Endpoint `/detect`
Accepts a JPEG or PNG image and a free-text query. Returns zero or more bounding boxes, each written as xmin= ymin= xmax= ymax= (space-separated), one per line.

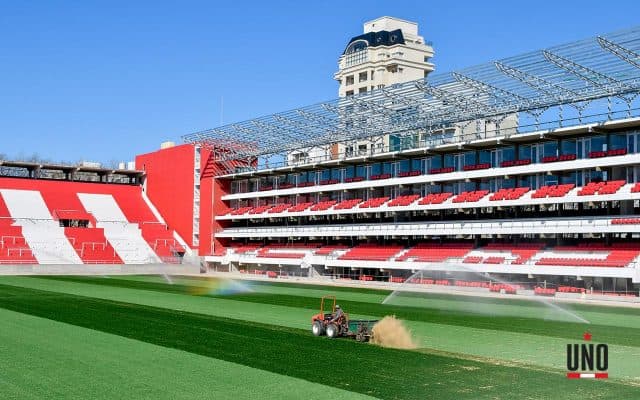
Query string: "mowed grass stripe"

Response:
xmin=0 ymin=308 xmax=377 ymax=400
xmin=0 ymin=284 xmax=636 ymax=399
xmin=7 ymin=276 xmax=640 ymax=381
xmin=38 ymin=276 xmax=640 ymax=347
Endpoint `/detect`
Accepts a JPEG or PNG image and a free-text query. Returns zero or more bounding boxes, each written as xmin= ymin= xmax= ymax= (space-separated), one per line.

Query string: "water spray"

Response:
xmin=382 ymin=267 xmax=590 ymax=324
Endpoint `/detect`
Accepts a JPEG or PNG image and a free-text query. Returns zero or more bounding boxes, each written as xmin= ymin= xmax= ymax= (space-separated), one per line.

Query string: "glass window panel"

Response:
xmin=370 ymin=163 xmax=382 ymax=175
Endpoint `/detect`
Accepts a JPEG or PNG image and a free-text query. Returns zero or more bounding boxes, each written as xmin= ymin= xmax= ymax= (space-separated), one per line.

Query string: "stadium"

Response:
xmin=2 ymin=14 xmax=640 ymax=399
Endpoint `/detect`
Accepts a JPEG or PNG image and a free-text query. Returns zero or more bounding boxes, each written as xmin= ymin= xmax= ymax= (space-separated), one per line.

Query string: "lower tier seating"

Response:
xmin=338 ymin=244 xmax=404 ymax=261
xmin=65 ymin=227 xmax=123 ymax=264
xmin=0 ymin=225 xmax=36 ymax=264
xmin=535 ymin=243 xmax=640 ymax=267
xmin=396 ymin=243 xmax=474 ymax=262
xmin=223 ymin=241 xmax=639 ymax=268
xmin=141 ymin=223 xmax=185 ymax=259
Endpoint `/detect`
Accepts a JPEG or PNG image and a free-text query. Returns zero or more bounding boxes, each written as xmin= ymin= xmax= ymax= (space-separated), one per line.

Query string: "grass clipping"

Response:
xmin=370 ymin=316 xmax=417 ymax=349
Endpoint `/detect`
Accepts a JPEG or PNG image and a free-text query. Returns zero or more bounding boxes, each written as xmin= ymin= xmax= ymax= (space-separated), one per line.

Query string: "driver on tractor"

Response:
xmin=331 ymin=304 xmax=345 ymax=324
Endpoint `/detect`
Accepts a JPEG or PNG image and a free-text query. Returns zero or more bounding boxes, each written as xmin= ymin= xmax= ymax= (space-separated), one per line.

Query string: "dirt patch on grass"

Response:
xmin=371 ymin=315 xmax=417 ymax=349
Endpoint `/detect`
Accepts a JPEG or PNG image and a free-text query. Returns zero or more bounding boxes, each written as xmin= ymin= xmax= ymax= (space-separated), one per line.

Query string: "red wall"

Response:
xmin=136 ymin=144 xmax=195 ymax=248
xmin=135 ymin=144 xmax=246 ymax=257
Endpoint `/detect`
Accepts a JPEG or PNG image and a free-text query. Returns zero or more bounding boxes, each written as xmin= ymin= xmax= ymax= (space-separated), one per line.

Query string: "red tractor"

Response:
xmin=310 ymin=295 xmax=377 ymax=342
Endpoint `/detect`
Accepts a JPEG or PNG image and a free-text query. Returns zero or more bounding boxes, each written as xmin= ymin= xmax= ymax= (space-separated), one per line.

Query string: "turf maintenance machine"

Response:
xmin=311 ymin=295 xmax=378 ymax=342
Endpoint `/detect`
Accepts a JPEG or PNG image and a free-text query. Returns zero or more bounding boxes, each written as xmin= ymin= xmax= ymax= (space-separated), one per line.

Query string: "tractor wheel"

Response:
xmin=326 ymin=323 xmax=339 ymax=339
xmin=312 ymin=321 xmax=325 ymax=336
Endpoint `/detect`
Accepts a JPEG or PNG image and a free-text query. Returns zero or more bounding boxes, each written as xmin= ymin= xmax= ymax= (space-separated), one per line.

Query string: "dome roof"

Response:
xmin=342 ymin=29 xmax=405 ymax=55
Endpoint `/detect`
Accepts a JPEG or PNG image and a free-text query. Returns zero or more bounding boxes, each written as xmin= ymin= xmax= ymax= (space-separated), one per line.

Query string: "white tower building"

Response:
xmin=334 ymin=16 xmax=435 ymax=97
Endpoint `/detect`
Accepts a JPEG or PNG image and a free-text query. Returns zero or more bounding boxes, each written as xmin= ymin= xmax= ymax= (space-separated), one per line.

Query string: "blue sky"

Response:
xmin=1 ymin=0 xmax=639 ymax=164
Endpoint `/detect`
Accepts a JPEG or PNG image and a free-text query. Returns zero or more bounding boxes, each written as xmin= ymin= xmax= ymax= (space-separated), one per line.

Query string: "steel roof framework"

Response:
xmin=183 ymin=27 xmax=640 ymax=163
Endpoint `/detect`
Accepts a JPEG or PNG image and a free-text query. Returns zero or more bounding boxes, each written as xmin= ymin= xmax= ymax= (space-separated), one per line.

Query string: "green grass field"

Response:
xmin=0 ymin=275 xmax=638 ymax=399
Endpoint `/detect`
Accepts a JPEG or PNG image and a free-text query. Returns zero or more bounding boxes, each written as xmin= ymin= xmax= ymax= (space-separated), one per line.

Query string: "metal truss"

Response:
xmin=494 ymin=61 xmax=580 ymax=104
xmin=183 ymin=26 xmax=640 ymax=162
xmin=542 ymin=50 xmax=629 ymax=94
xmin=597 ymin=36 xmax=640 ymax=69
xmin=452 ymin=72 xmax=528 ymax=108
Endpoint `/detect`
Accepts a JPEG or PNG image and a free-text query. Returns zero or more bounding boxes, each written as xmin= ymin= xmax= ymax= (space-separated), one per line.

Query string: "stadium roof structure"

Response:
xmin=183 ymin=26 xmax=640 ymax=163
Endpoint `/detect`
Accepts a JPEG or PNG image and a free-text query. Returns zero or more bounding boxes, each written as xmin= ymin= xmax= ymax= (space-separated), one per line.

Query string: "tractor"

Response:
xmin=311 ymin=295 xmax=378 ymax=342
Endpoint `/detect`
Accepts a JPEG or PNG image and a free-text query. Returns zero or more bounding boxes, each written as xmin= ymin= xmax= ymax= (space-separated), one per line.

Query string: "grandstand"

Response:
xmin=0 ymin=170 xmax=187 ymax=265
xmin=183 ymin=26 xmax=640 ymax=296
xmin=4 ymin=26 xmax=640 ymax=297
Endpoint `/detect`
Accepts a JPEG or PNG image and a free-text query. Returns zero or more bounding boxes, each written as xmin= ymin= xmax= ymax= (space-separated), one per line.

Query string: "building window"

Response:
xmin=377 ymin=84 xmax=385 ymax=89
xmin=358 ymin=72 xmax=367 ymax=82
xmin=345 ymin=75 xmax=354 ymax=86
xmin=344 ymin=39 xmax=369 ymax=67
xmin=358 ymin=87 xmax=367 ymax=94
xmin=346 ymin=90 xmax=354 ymax=97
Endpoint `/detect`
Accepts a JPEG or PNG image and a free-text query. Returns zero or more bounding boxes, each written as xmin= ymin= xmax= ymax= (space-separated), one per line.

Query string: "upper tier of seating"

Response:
xmin=359 ymin=197 xmax=389 ymax=209
xmin=577 ymin=180 xmax=625 ymax=196
xmin=288 ymin=202 xmax=313 ymax=212
xmin=268 ymin=203 xmax=292 ymax=214
xmin=223 ymin=180 xmax=638 ymax=217
xmin=310 ymin=200 xmax=337 ymax=211
xmin=334 ymin=198 xmax=363 ymax=210
xmin=387 ymin=194 xmax=420 ymax=207
xmin=249 ymin=205 xmax=273 ymax=214
xmin=489 ymin=187 xmax=530 ymax=201
xmin=531 ymin=184 xmax=575 ymax=198
xmin=453 ymin=190 xmax=489 ymax=203
xmin=417 ymin=193 xmax=452 ymax=205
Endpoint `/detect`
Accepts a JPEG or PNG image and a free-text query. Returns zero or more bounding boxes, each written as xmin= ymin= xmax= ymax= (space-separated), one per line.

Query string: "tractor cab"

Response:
xmin=311 ymin=295 xmax=337 ymax=323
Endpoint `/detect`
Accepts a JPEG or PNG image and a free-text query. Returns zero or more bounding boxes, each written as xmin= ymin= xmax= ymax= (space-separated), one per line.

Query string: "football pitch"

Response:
xmin=0 ymin=275 xmax=639 ymax=399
